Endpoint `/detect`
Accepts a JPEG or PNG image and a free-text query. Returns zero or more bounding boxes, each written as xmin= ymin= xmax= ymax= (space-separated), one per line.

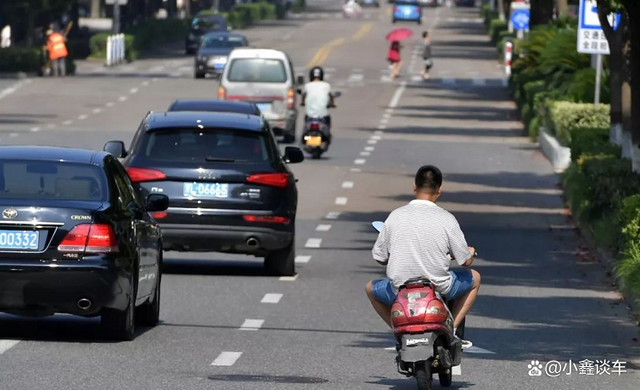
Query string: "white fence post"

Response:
xmin=504 ymin=41 xmax=513 ymax=76
xmin=119 ymin=33 xmax=125 ymax=63
xmin=106 ymin=35 xmax=113 ymax=66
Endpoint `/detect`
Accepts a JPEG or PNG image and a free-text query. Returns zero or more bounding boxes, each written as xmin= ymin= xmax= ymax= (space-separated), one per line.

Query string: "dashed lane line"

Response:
xmin=211 ymin=351 xmax=242 ymax=366
xmin=355 ymin=159 xmax=366 ymax=165
xmin=295 ymin=255 xmax=312 ymax=263
xmin=105 ymin=102 xmax=115 ymax=107
xmin=389 ymin=81 xmax=407 ymax=108
xmin=377 ymin=125 xmax=387 ymax=130
xmin=453 ymin=365 xmax=462 ymax=376
xmin=368 ymin=139 xmax=378 ymax=145
xmin=130 ymin=88 xmax=139 ymax=94
xmin=305 ymin=238 xmax=322 ymax=248
xmin=325 ymin=212 xmax=341 ymax=220
xmin=316 ymin=224 xmax=332 ymax=232
xmin=342 ymin=181 xmax=354 ymax=189
xmin=335 ymin=197 xmax=348 ymax=205
xmin=0 ymin=340 xmax=20 ymax=355
xmin=78 ymin=114 xmax=88 ymax=121
xmin=371 ymin=135 xmax=382 ymax=140
xmin=62 ymin=120 xmax=73 ymax=126
xmin=279 ymin=274 xmax=299 ymax=281
xmin=360 ymin=151 xmax=370 ymax=156
xmin=30 ymin=127 xmax=40 ymax=132
xmin=9 ymin=133 xmax=18 ymax=138
xmin=261 ymin=293 xmax=283 ymax=304
xmin=364 ymin=146 xmax=375 ymax=152
xmin=350 ymin=168 xmax=362 ymax=172
xmin=239 ymin=319 xmax=264 ymax=331
xmin=118 ymin=96 xmax=128 ymax=102
xmin=93 ymin=108 xmax=102 ymax=114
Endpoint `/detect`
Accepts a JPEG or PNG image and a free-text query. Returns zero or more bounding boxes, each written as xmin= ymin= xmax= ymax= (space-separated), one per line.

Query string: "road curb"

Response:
xmin=538 ymin=126 xmax=571 ymax=173
xmin=0 ymin=72 xmax=32 ymax=79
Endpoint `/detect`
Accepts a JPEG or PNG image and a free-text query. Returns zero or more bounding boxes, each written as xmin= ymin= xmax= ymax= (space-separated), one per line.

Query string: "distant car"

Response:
xmin=168 ymin=99 xmax=261 ymax=116
xmin=195 ymin=32 xmax=248 ymax=79
xmin=0 ymin=146 xmax=168 ymax=341
xmin=455 ymin=0 xmax=475 ymax=6
xmin=218 ymin=48 xmax=300 ymax=143
xmin=393 ymin=0 xmax=422 ymax=24
xmin=359 ymin=0 xmax=380 ymax=7
xmin=103 ymin=112 xmax=305 ymax=276
xmin=186 ymin=14 xmax=229 ymax=55
xmin=418 ymin=0 xmax=438 ymax=6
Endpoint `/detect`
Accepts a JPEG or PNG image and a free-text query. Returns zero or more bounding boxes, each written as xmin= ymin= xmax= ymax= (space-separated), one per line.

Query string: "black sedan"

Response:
xmin=0 ymin=146 xmax=168 ymax=340
xmin=103 ymin=112 xmax=304 ymax=276
xmin=195 ymin=32 xmax=248 ymax=79
xmin=168 ymin=99 xmax=260 ymax=116
xmin=186 ymin=14 xmax=229 ymax=55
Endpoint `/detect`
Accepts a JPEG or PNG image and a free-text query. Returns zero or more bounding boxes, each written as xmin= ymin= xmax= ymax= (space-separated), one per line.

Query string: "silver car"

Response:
xmin=218 ymin=48 xmax=299 ymax=143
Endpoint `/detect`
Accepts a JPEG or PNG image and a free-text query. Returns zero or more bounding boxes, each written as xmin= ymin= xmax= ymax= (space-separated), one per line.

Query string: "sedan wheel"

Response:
xmin=265 ymin=239 xmax=295 ymax=276
xmin=137 ymin=268 xmax=161 ymax=327
xmin=101 ymin=292 xmax=135 ymax=341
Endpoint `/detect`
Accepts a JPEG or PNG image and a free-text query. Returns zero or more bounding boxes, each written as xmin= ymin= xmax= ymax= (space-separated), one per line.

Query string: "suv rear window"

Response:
xmin=227 ymin=58 xmax=287 ymax=83
xmin=140 ymin=128 xmax=274 ymax=163
xmin=0 ymin=160 xmax=107 ymax=201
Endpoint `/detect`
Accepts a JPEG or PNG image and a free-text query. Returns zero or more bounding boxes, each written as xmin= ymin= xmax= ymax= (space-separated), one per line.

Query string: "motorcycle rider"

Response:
xmin=301 ymin=66 xmax=335 ymax=141
xmin=365 ymin=165 xmax=481 ymax=349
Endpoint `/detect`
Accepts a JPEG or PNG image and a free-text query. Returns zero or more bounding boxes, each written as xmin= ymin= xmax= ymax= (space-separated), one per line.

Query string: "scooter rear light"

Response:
xmin=424 ymin=299 xmax=447 ymax=322
xmin=390 ymin=302 xmax=408 ymax=327
xmin=309 ymin=123 xmax=320 ymax=130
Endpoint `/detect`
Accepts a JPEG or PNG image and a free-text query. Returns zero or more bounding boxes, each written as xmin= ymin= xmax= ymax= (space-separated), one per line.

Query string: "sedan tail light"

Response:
xmin=126 ymin=167 xmax=166 ymax=183
xmin=247 ymin=173 xmax=289 ymax=188
xmin=218 ymin=85 xmax=226 ymax=100
xmin=394 ymin=7 xmax=399 ymax=12
xmin=58 ymin=224 xmax=119 ymax=253
xmin=243 ymin=215 xmax=290 ymax=224
xmin=286 ymin=88 xmax=295 ymax=109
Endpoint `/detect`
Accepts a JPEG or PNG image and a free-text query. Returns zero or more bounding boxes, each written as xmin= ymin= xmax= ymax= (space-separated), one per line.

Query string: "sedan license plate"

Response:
xmin=0 ymin=230 xmax=39 ymax=251
xmin=183 ymin=182 xmax=229 ymax=198
xmin=306 ymin=136 xmax=323 ymax=147
xmin=213 ymin=63 xmax=225 ymax=69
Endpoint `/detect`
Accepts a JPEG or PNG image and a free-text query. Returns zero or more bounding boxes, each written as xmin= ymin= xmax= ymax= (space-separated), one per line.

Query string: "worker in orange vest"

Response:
xmin=45 ymin=28 xmax=68 ymax=77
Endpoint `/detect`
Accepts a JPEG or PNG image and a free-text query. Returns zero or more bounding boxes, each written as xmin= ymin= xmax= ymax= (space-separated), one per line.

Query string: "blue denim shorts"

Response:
xmin=371 ymin=270 xmax=474 ymax=306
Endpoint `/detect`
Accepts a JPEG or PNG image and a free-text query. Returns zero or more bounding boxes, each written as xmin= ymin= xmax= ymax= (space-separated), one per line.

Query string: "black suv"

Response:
xmin=104 ymin=112 xmax=304 ymax=276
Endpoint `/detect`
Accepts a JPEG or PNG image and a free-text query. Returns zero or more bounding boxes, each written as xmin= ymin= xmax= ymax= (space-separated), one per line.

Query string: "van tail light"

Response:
xmin=126 ymin=167 xmax=166 ymax=183
xmin=309 ymin=123 xmax=320 ymax=131
xmin=218 ymin=85 xmax=226 ymax=100
xmin=247 ymin=173 xmax=289 ymax=188
xmin=243 ymin=215 xmax=290 ymax=224
xmin=58 ymin=224 xmax=118 ymax=253
xmin=287 ymin=88 xmax=295 ymax=109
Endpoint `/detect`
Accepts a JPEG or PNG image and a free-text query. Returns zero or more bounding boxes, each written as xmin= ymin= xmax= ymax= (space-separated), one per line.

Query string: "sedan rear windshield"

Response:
xmin=202 ymin=35 xmax=245 ymax=49
xmin=140 ymin=128 xmax=274 ymax=163
xmin=0 ymin=160 xmax=107 ymax=202
xmin=227 ymin=58 xmax=287 ymax=83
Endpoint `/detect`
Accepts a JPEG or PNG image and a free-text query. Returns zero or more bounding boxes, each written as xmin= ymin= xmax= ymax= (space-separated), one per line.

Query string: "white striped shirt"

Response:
xmin=372 ymin=199 xmax=472 ymax=294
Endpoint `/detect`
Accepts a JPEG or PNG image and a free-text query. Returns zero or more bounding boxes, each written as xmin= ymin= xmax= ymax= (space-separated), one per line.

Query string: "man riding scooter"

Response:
xmin=301 ymin=66 xmax=335 ymax=142
xmin=365 ymin=165 xmax=481 ymax=349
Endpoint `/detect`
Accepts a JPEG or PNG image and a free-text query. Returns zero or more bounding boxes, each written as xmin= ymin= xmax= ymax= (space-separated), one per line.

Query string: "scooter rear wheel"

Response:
xmin=415 ymin=363 xmax=432 ymax=390
xmin=438 ymin=371 xmax=452 ymax=387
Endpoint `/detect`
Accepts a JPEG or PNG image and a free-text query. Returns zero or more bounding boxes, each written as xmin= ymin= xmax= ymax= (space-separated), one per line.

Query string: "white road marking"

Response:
xmin=379 ymin=118 xmax=388 ymax=124
xmin=472 ymin=78 xmax=486 ymax=86
xmin=62 ymin=120 xmax=73 ymax=126
xmin=453 ymin=365 xmax=462 ymax=376
xmin=0 ymin=340 xmax=20 ymax=355
xmin=316 ymin=224 xmax=332 ymax=231
xmin=374 ymin=130 xmax=384 ymax=135
xmin=305 ymin=238 xmax=322 ymax=248
xmin=335 ymin=197 xmax=348 ymax=205
xmin=342 ymin=181 xmax=354 ymax=189
xmin=261 ymin=293 xmax=283 ymax=304
xmin=382 ymin=113 xmax=391 ymax=119
xmin=0 ymin=80 xmax=29 ymax=101
xmin=378 ymin=124 xmax=387 ymax=130
xmin=106 ymin=102 xmax=115 ymax=107
xmin=347 ymin=74 xmax=364 ymax=83
xmin=46 ymin=124 xmax=55 ymax=129
xmin=78 ymin=114 xmax=88 ymax=120
xmin=149 ymin=66 xmax=165 ymax=72
xmin=368 ymin=139 xmax=378 ymax=144
xmin=282 ymin=30 xmax=294 ymax=40
xmin=355 ymin=159 xmax=366 ymax=165
xmin=325 ymin=211 xmax=341 ymax=219
xmin=118 ymin=96 xmax=128 ymax=102
xmin=295 ymin=255 xmax=312 ymax=263
xmin=93 ymin=108 xmax=102 ymax=114
xmin=360 ymin=151 xmax=370 ymax=156
xmin=29 ymin=127 xmax=40 ymax=132
xmin=464 ymin=346 xmax=496 ymax=354
xmin=380 ymin=75 xmax=392 ymax=83
xmin=130 ymin=88 xmax=138 ymax=94
xmin=141 ymin=81 xmax=150 ymax=86
xmin=9 ymin=133 xmax=18 ymax=138
xmin=389 ymin=81 xmax=407 ymax=108
xmin=211 ymin=351 xmax=242 ymax=366
xmin=364 ymin=146 xmax=375 ymax=152
xmin=279 ymin=274 xmax=299 ymax=281
xmin=371 ymin=135 xmax=382 ymax=140
xmin=350 ymin=168 xmax=362 ymax=172
xmin=239 ymin=319 xmax=264 ymax=331
xmin=412 ymin=75 xmax=423 ymax=82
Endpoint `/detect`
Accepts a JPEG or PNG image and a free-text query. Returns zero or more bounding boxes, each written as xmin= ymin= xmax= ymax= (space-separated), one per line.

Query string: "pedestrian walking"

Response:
xmin=45 ymin=28 xmax=68 ymax=77
xmin=421 ymin=31 xmax=433 ymax=80
xmin=387 ymin=41 xmax=402 ymax=80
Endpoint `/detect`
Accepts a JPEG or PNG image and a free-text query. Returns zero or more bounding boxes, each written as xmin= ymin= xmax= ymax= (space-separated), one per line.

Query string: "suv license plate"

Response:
xmin=183 ymin=183 xmax=229 ymax=198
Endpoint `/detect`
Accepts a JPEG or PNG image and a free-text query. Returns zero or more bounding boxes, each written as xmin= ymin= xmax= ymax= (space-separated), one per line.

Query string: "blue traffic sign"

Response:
xmin=511 ymin=9 xmax=530 ymax=31
xmin=579 ymin=0 xmax=620 ymax=30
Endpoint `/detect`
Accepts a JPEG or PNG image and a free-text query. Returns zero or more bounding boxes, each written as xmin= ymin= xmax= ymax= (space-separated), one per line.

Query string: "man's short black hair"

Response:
xmin=415 ymin=165 xmax=442 ymax=194
xmin=422 ymin=31 xmax=429 ymax=38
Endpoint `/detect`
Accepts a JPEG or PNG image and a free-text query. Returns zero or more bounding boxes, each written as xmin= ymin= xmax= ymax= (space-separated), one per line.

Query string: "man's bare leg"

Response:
xmin=366 ymin=281 xmax=392 ymax=328
xmin=451 ymin=269 xmax=481 ymax=328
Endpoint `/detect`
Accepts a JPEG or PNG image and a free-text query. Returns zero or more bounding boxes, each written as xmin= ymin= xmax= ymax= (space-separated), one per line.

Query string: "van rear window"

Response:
xmin=227 ymin=58 xmax=287 ymax=83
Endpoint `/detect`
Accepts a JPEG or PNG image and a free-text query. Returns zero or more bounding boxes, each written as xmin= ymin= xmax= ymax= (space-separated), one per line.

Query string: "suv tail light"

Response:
xmin=58 ymin=224 xmax=118 ymax=253
xmin=287 ymin=88 xmax=295 ymax=109
xmin=218 ymin=85 xmax=226 ymax=100
xmin=243 ymin=215 xmax=290 ymax=224
xmin=394 ymin=7 xmax=399 ymax=12
xmin=247 ymin=173 xmax=289 ymax=188
xmin=126 ymin=167 xmax=166 ymax=183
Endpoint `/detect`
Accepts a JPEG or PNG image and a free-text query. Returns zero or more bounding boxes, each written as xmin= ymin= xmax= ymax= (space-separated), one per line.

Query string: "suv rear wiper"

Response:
xmin=206 ymin=156 xmax=236 ymax=162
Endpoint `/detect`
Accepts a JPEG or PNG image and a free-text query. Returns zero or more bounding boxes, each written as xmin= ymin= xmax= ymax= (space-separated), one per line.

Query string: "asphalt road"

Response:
xmin=1 ymin=1 xmax=640 ymax=389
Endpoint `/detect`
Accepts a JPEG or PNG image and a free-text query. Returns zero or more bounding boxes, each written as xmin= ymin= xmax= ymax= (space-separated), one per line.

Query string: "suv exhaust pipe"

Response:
xmin=77 ymin=298 xmax=92 ymax=310
xmin=246 ymin=237 xmax=259 ymax=249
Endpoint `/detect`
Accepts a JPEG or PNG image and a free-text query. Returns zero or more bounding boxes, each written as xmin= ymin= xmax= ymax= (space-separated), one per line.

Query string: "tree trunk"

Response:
xmin=619 ymin=1 xmax=640 ymax=171
xmin=556 ymin=0 xmax=569 ymax=17
xmin=91 ymin=0 xmax=102 ymax=18
xmin=497 ymin=0 xmax=505 ymax=21
xmin=26 ymin=10 xmax=35 ymax=46
xmin=185 ymin=0 xmax=192 ymax=18
xmin=531 ymin=0 xmax=555 ymax=26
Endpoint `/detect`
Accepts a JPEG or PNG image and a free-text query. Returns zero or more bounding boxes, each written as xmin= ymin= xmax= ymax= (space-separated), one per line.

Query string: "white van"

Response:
xmin=218 ymin=48 xmax=299 ymax=143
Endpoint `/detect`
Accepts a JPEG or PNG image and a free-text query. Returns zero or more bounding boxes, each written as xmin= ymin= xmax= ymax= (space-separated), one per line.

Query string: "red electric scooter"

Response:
xmin=372 ymin=221 xmax=466 ymax=390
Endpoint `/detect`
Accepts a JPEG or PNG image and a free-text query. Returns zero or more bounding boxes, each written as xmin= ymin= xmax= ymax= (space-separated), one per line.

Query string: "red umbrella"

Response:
xmin=386 ymin=28 xmax=413 ymax=41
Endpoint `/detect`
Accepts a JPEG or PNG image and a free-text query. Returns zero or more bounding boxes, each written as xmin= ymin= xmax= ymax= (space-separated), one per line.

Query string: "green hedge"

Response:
xmin=569 ymin=127 xmax=620 ymax=162
xmin=546 ymin=101 xmax=610 ymax=145
xmin=489 ymin=19 xmax=508 ymax=45
xmin=0 ymin=46 xmax=75 ymax=75
xmin=291 ymin=0 xmax=306 ymax=13
xmin=89 ymin=33 xmax=137 ymax=61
